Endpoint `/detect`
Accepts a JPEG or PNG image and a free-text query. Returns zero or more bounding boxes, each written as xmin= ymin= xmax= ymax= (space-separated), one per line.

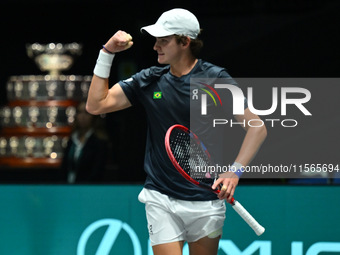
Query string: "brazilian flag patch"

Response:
xmin=153 ymin=91 xmax=162 ymax=99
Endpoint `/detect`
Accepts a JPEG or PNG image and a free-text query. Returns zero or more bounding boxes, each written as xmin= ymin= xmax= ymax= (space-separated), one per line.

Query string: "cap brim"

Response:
xmin=140 ymin=24 xmax=175 ymax=37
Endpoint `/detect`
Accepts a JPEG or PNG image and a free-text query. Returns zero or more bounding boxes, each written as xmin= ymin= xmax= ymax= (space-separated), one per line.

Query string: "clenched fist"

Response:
xmin=103 ymin=30 xmax=133 ymax=53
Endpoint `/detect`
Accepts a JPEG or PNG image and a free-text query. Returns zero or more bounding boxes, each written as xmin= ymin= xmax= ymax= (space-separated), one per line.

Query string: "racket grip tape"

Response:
xmin=232 ymin=200 xmax=265 ymax=236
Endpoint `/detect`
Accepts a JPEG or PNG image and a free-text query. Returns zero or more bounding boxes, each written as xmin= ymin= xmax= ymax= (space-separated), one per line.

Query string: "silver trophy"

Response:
xmin=13 ymin=106 xmax=23 ymax=125
xmin=26 ymin=42 xmax=82 ymax=77
xmin=24 ymin=137 xmax=36 ymax=156
xmin=9 ymin=137 xmax=19 ymax=155
xmin=46 ymin=80 xmax=58 ymax=98
xmin=28 ymin=106 xmax=40 ymax=126
xmin=28 ymin=80 xmax=39 ymax=99
xmin=81 ymin=81 xmax=90 ymax=99
xmin=66 ymin=106 xmax=76 ymax=124
xmin=1 ymin=107 xmax=11 ymax=125
xmin=14 ymin=80 xmax=24 ymax=99
xmin=47 ymin=106 xmax=58 ymax=125
xmin=65 ymin=81 xmax=76 ymax=98
xmin=0 ymin=137 xmax=7 ymax=156
xmin=43 ymin=137 xmax=54 ymax=157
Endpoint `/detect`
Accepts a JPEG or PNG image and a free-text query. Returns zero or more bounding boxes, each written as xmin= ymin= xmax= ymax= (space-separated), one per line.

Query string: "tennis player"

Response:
xmin=86 ymin=8 xmax=267 ymax=255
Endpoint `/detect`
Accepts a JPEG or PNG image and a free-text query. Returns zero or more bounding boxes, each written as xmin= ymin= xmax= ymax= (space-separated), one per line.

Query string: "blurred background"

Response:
xmin=0 ymin=0 xmax=339 ymax=184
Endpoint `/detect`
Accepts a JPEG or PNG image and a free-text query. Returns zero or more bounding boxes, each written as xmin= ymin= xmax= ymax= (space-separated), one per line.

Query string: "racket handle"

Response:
xmin=231 ymin=200 xmax=265 ymax=236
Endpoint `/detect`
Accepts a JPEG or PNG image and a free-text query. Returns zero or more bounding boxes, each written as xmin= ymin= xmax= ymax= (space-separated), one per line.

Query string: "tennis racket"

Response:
xmin=165 ymin=124 xmax=265 ymax=236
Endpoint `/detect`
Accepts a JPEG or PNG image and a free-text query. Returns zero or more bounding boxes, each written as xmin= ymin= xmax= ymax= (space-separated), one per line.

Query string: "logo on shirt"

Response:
xmin=153 ymin=91 xmax=162 ymax=99
xmin=192 ymin=83 xmax=223 ymax=115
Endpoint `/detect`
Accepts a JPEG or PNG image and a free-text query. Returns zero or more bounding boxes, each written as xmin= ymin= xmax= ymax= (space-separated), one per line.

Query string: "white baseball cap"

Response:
xmin=141 ymin=8 xmax=200 ymax=39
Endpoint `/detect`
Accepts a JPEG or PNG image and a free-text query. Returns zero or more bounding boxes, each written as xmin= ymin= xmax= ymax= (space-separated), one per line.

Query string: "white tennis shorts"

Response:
xmin=138 ymin=188 xmax=226 ymax=246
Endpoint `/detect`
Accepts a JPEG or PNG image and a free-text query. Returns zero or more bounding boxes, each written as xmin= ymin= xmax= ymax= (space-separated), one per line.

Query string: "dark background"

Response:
xmin=0 ymin=0 xmax=339 ymax=183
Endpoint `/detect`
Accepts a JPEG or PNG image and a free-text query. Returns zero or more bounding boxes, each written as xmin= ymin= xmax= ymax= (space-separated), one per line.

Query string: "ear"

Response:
xmin=181 ymin=36 xmax=191 ymax=48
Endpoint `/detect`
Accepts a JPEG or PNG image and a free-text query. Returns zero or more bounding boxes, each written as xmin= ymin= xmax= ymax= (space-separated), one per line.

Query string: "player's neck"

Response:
xmin=170 ymin=56 xmax=198 ymax=77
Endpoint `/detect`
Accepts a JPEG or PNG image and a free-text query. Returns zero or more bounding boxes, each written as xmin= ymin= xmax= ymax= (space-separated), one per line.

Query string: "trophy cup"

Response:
xmin=13 ymin=106 xmax=23 ymax=125
xmin=26 ymin=43 xmax=82 ymax=77
xmin=46 ymin=80 xmax=57 ymax=98
xmin=0 ymin=137 xmax=7 ymax=156
xmin=0 ymin=42 xmax=89 ymax=168
xmin=81 ymin=81 xmax=90 ymax=99
xmin=1 ymin=107 xmax=11 ymax=125
xmin=28 ymin=106 xmax=40 ymax=127
xmin=28 ymin=80 xmax=39 ymax=99
xmin=47 ymin=106 xmax=58 ymax=126
xmin=43 ymin=137 xmax=54 ymax=157
xmin=65 ymin=81 xmax=76 ymax=99
xmin=66 ymin=106 xmax=76 ymax=124
xmin=24 ymin=137 xmax=36 ymax=157
xmin=9 ymin=137 xmax=19 ymax=155
xmin=14 ymin=80 xmax=23 ymax=99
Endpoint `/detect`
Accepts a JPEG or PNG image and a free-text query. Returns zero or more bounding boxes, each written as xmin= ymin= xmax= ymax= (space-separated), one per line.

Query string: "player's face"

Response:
xmin=153 ymin=36 xmax=182 ymax=65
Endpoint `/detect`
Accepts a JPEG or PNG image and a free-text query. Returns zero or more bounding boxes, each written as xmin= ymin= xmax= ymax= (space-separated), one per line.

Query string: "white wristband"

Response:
xmin=93 ymin=50 xmax=115 ymax=78
xmin=230 ymin=162 xmax=245 ymax=178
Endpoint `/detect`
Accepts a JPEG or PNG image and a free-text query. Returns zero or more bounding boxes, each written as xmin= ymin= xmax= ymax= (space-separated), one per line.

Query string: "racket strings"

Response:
xmin=169 ymin=129 xmax=215 ymax=186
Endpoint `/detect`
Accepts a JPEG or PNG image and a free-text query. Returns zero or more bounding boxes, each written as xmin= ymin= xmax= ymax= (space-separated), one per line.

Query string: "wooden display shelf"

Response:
xmin=0 ymin=157 xmax=61 ymax=168
xmin=8 ymin=100 xmax=78 ymax=107
xmin=1 ymin=126 xmax=72 ymax=136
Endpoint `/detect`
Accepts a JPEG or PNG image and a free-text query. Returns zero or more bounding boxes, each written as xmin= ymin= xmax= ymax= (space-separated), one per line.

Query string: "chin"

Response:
xmin=157 ymin=57 xmax=168 ymax=65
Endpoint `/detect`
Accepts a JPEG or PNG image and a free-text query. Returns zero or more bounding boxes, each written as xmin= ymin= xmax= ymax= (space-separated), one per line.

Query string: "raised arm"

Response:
xmin=86 ymin=31 xmax=134 ymax=115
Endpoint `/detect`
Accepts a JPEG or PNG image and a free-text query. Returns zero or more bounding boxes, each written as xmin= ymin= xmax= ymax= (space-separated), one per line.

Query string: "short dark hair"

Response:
xmin=174 ymin=30 xmax=203 ymax=58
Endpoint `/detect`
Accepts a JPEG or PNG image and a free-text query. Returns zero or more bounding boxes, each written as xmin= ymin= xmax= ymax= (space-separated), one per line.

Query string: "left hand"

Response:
xmin=212 ymin=171 xmax=239 ymax=202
